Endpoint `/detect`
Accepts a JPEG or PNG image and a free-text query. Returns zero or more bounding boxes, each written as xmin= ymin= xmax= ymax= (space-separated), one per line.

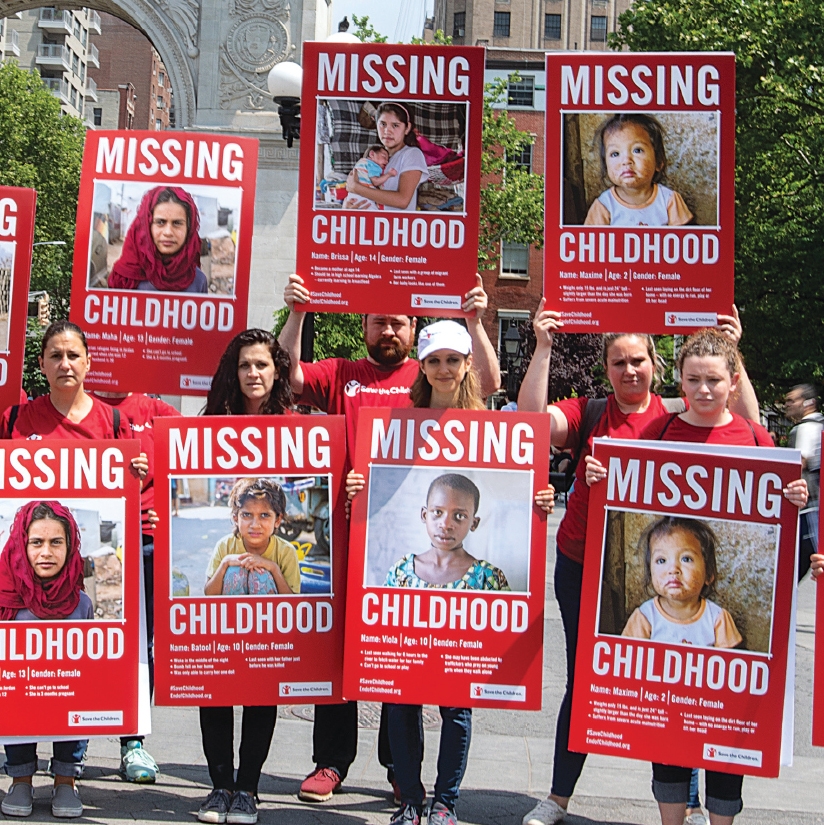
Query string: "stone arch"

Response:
xmin=0 ymin=0 xmax=198 ymax=127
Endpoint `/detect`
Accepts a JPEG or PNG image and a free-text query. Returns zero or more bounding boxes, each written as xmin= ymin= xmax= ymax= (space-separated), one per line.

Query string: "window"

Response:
xmin=590 ymin=15 xmax=608 ymax=42
xmin=493 ymin=12 xmax=510 ymax=38
xmin=156 ymin=119 xmax=162 ymax=130
xmin=508 ymin=143 xmax=533 ymax=172
xmin=158 ymin=71 xmax=165 ymax=87
xmin=545 ymin=13 xmax=562 ymax=40
xmin=93 ymin=107 xmax=102 ymax=126
xmin=507 ymin=75 xmax=534 ymax=107
xmin=501 ymin=242 xmax=529 ymax=277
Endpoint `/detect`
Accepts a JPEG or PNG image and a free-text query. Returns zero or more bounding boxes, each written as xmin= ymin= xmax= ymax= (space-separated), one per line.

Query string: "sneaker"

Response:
xmin=198 ymin=789 xmax=232 ymax=824
xmin=298 ymin=767 xmax=341 ymax=802
xmin=685 ymin=814 xmax=708 ymax=825
xmin=227 ymin=791 xmax=257 ymax=825
xmin=390 ymin=778 xmax=426 ymax=807
xmin=388 ymin=804 xmax=422 ymax=825
xmin=51 ymin=785 xmax=83 ymax=819
xmin=428 ymin=801 xmax=458 ymax=824
xmin=119 ymin=740 xmax=159 ymax=783
xmin=2 ymin=783 xmax=33 ymax=817
xmin=522 ymin=798 xmax=567 ymax=825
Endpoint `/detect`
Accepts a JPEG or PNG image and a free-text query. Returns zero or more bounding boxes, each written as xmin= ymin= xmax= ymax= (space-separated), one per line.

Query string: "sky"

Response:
xmin=329 ymin=0 xmax=433 ymax=43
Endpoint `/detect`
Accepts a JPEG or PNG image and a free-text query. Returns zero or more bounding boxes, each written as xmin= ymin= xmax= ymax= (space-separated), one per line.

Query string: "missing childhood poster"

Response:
xmin=153 ymin=416 xmax=347 ymax=706
xmin=570 ymin=438 xmax=800 ymax=777
xmin=343 ymin=409 xmax=550 ymax=709
xmin=0 ymin=187 xmax=36 ymax=411
xmin=0 ymin=440 xmax=144 ymax=740
xmin=544 ymin=52 xmax=735 ymax=333
xmin=68 ymin=131 xmax=258 ymax=395
xmin=296 ymin=42 xmax=483 ymax=316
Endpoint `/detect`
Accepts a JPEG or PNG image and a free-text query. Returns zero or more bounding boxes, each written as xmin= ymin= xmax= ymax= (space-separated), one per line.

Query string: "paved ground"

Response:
xmin=2 ymin=505 xmax=823 ymax=824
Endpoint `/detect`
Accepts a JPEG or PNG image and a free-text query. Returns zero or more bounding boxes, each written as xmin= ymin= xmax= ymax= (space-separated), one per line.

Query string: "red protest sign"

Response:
xmin=153 ymin=416 xmax=347 ymax=706
xmin=815 ymin=576 xmax=824 ymax=747
xmin=68 ymin=131 xmax=258 ymax=395
xmin=343 ymin=409 xmax=550 ymax=709
xmin=296 ymin=42 xmax=483 ymax=316
xmin=0 ymin=440 xmax=143 ymax=740
xmin=570 ymin=438 xmax=800 ymax=777
xmin=0 ymin=187 xmax=36 ymax=409
xmin=544 ymin=52 xmax=735 ymax=333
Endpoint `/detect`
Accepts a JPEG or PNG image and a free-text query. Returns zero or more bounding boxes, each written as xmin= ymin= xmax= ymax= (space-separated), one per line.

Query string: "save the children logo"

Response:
xmin=68 ymin=711 xmax=124 ymax=726
xmin=279 ymin=681 xmax=333 ymax=697
xmin=345 ymin=380 xmax=361 ymax=397
xmin=703 ymin=743 xmax=762 ymax=768
xmin=469 ymin=683 xmax=526 ymax=702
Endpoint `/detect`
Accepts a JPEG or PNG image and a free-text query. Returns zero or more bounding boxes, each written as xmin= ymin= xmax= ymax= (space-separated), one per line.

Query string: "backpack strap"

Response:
xmin=112 ymin=408 xmax=120 ymax=439
xmin=655 ymin=413 xmax=680 ymax=441
xmin=743 ymin=416 xmax=758 ymax=446
xmin=563 ymin=397 xmax=608 ymax=484
xmin=7 ymin=404 xmax=19 ymax=437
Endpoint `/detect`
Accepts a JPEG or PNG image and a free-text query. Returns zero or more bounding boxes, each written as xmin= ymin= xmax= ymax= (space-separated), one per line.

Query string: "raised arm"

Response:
xmin=719 ymin=305 xmax=759 ymax=421
xmin=463 ymin=274 xmax=500 ymax=397
xmin=277 ymin=273 xmax=310 ymax=396
xmin=517 ymin=298 xmax=570 ymax=447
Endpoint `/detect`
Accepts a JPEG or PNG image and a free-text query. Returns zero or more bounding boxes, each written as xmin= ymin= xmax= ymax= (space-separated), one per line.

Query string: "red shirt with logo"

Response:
xmin=299 ymin=358 xmax=419 ymax=458
xmin=0 ymin=394 xmax=133 ymax=441
xmin=92 ymin=393 xmax=181 ymax=533
xmin=640 ymin=411 xmax=773 ymax=447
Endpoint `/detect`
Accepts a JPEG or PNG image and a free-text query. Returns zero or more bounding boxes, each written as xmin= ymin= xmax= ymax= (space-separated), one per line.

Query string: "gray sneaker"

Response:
xmin=51 ymin=784 xmax=83 ymax=819
xmin=2 ymin=782 xmax=33 ymax=817
xmin=198 ymin=789 xmax=232 ymax=824
xmin=428 ymin=801 xmax=458 ymax=824
xmin=227 ymin=791 xmax=258 ymax=825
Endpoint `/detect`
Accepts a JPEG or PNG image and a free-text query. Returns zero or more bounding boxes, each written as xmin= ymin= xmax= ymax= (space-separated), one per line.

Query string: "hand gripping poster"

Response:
xmin=153 ymin=415 xmax=347 ymax=706
xmin=545 ymin=53 xmax=735 ymax=333
xmin=0 ymin=440 xmax=144 ymax=740
xmin=296 ymin=42 xmax=484 ymax=316
xmin=570 ymin=438 xmax=801 ymax=777
xmin=343 ymin=409 xmax=550 ymax=708
xmin=0 ymin=187 xmax=36 ymax=411
xmin=69 ymin=131 xmax=258 ymax=395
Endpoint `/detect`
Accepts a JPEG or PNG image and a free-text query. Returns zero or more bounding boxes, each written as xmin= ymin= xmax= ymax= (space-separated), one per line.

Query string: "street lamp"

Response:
xmin=267 ymin=61 xmax=303 ymax=148
xmin=504 ymin=323 xmax=525 ymax=400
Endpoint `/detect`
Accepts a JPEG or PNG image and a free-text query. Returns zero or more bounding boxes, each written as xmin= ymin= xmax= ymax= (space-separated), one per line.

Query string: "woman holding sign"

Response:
xmin=0 ymin=502 xmax=91 ymax=819
xmin=107 ymin=186 xmax=208 ymax=293
xmin=195 ymin=328 xmax=294 ymax=825
xmin=517 ymin=305 xmax=760 ymax=825
xmin=344 ymin=102 xmax=429 ymax=211
xmin=583 ymin=328 xmax=807 ymax=825
xmin=347 ymin=320 xmax=553 ymax=825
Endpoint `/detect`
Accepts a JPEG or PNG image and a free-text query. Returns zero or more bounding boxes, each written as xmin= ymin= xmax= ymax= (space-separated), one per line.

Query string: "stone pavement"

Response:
xmin=3 ymin=507 xmax=824 ymax=824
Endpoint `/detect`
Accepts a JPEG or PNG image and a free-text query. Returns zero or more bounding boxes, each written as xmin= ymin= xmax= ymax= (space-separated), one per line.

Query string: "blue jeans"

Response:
xmin=4 ymin=741 xmax=87 ymax=778
xmin=387 ymin=704 xmax=471 ymax=811
xmin=652 ymin=763 xmax=743 ymax=817
xmin=550 ymin=550 xmax=586 ymax=798
xmin=688 ymin=767 xmax=701 ymax=809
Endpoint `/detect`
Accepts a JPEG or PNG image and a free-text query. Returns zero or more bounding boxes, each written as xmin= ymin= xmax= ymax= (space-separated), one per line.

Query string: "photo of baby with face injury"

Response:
xmin=597 ymin=510 xmax=779 ymax=654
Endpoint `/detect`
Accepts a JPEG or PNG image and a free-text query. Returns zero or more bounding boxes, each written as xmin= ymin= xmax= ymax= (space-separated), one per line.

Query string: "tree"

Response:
xmin=612 ymin=0 xmax=824 ymax=401
xmin=0 ymin=63 xmax=84 ymax=315
xmin=351 ymin=14 xmax=388 ymax=43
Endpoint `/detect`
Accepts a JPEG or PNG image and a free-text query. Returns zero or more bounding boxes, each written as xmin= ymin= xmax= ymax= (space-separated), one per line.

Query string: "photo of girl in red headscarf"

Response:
xmin=106 ymin=186 xmax=208 ymax=293
xmin=0 ymin=500 xmax=91 ymax=621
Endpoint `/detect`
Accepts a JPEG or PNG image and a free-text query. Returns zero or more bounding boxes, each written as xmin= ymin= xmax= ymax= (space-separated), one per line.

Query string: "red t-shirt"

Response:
xmin=555 ymin=394 xmax=669 ymax=564
xmin=0 ymin=394 xmax=133 ymax=441
xmin=92 ymin=393 xmax=181 ymax=532
xmin=299 ymin=357 xmax=419 ymax=458
xmin=640 ymin=411 xmax=773 ymax=447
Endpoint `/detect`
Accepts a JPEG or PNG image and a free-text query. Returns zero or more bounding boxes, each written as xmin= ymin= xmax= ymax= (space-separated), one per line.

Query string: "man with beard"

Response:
xmin=277 ymin=272 xmax=500 ymax=804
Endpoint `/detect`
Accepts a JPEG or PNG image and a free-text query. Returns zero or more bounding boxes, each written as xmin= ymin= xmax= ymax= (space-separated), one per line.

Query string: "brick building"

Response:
xmin=87 ymin=12 xmax=172 ymax=130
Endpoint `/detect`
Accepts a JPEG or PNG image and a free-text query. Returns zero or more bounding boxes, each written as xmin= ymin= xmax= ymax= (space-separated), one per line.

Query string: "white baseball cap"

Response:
xmin=417 ymin=320 xmax=473 ymax=361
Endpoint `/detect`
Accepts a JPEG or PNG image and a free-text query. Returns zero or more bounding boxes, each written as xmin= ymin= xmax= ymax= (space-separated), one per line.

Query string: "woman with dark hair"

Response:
xmin=345 ymin=102 xmax=429 ymax=211
xmin=0 ymin=502 xmax=91 ymax=818
xmin=108 ymin=186 xmax=207 ymax=293
xmin=196 ymin=328 xmax=294 ymax=825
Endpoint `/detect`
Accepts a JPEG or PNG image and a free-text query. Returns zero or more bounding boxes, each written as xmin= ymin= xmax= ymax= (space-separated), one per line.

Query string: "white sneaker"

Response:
xmin=522 ymin=798 xmax=567 ymax=825
xmin=685 ymin=814 xmax=708 ymax=825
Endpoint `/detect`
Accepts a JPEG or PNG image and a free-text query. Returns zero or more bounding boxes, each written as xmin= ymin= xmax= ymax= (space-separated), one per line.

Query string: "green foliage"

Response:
xmin=273 ymin=309 xmax=367 ymax=360
xmin=479 ymin=76 xmax=545 ymax=267
xmin=612 ymin=0 xmax=824 ymax=402
xmin=411 ymin=30 xmax=453 ymax=45
xmin=0 ymin=63 xmax=84 ymax=316
xmin=23 ymin=320 xmax=48 ymax=398
xmin=351 ymin=14 xmax=388 ymax=43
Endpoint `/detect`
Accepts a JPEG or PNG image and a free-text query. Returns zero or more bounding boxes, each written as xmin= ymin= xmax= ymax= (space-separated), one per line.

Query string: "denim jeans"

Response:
xmin=4 ymin=741 xmax=87 ymax=778
xmin=387 ymin=704 xmax=471 ymax=811
xmin=550 ymin=550 xmax=586 ymax=798
xmin=688 ymin=767 xmax=701 ymax=809
xmin=652 ymin=763 xmax=743 ymax=817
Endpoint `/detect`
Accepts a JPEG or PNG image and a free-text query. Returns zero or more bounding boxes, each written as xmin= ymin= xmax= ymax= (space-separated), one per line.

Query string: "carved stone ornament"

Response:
xmin=233 ymin=0 xmax=290 ymax=14
xmin=227 ymin=16 xmax=289 ymax=74
xmin=159 ymin=0 xmax=200 ymax=58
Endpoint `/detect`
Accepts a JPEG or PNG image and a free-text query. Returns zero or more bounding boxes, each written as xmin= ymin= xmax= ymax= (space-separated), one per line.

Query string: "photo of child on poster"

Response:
xmin=87 ymin=181 xmax=242 ymax=295
xmin=169 ymin=475 xmax=332 ymax=598
xmin=0 ymin=241 xmax=15 ymax=354
xmin=598 ymin=509 xmax=779 ymax=655
xmin=0 ymin=498 xmax=126 ymax=622
xmin=314 ymin=99 xmax=467 ymax=214
xmin=364 ymin=465 xmax=531 ymax=592
xmin=563 ymin=111 xmax=718 ymax=227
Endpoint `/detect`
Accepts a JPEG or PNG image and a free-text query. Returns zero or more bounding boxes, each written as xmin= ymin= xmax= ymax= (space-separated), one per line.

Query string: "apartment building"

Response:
xmin=87 ymin=12 xmax=173 ymax=131
xmin=5 ymin=7 xmax=101 ymax=121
